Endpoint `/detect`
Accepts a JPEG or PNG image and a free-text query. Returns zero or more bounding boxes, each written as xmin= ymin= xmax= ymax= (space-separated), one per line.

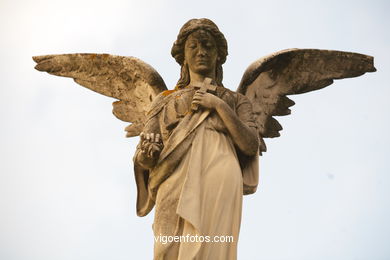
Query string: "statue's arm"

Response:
xmin=192 ymin=91 xmax=258 ymax=156
xmin=216 ymin=94 xmax=258 ymax=156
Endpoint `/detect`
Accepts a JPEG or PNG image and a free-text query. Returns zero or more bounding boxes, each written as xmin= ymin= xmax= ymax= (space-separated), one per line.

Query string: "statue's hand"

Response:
xmin=192 ymin=90 xmax=222 ymax=111
xmin=136 ymin=132 xmax=163 ymax=169
xmin=139 ymin=132 xmax=163 ymax=158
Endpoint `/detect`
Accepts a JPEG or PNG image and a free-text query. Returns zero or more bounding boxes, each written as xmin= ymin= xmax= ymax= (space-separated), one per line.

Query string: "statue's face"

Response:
xmin=184 ymin=30 xmax=218 ymax=76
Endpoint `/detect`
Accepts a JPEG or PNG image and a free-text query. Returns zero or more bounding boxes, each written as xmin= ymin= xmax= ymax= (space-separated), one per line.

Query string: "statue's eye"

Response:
xmin=188 ymin=43 xmax=197 ymax=49
xmin=205 ymin=42 xmax=214 ymax=49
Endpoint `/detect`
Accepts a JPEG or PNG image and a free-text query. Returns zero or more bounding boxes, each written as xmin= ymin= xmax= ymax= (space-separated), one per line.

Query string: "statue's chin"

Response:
xmin=192 ymin=66 xmax=214 ymax=76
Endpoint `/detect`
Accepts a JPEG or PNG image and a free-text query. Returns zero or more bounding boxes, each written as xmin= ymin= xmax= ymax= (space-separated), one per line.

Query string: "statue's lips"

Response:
xmin=195 ymin=59 xmax=209 ymax=65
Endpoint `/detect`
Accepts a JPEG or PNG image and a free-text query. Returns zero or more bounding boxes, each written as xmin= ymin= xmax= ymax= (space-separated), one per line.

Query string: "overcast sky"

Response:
xmin=0 ymin=0 xmax=389 ymax=259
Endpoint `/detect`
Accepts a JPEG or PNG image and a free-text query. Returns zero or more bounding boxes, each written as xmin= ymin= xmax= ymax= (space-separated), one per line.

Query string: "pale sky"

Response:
xmin=0 ymin=0 xmax=389 ymax=259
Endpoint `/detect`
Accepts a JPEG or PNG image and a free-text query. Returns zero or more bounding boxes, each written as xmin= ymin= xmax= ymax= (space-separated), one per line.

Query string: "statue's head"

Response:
xmin=171 ymin=18 xmax=228 ymax=88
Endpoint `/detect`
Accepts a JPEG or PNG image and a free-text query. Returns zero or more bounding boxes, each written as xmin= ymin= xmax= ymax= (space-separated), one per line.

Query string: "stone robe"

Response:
xmin=134 ymin=85 xmax=259 ymax=260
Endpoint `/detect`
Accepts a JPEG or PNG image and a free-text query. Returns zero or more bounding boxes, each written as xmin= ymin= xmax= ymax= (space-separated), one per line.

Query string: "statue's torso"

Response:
xmin=152 ymin=86 xmax=238 ymax=143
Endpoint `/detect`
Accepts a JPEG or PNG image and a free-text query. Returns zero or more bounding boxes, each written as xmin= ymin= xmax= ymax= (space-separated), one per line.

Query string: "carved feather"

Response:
xmin=237 ymin=49 xmax=376 ymax=154
xmin=33 ymin=54 xmax=167 ymax=137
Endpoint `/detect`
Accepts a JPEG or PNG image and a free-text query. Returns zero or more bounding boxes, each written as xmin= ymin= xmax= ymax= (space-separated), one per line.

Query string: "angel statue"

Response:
xmin=33 ymin=18 xmax=375 ymax=260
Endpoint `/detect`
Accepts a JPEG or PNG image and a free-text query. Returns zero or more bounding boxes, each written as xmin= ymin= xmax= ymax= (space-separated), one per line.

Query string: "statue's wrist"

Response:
xmin=215 ymin=98 xmax=227 ymax=113
xmin=135 ymin=149 xmax=154 ymax=169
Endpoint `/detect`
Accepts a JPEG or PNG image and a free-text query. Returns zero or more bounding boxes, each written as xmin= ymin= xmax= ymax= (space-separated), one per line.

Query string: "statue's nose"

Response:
xmin=197 ymin=46 xmax=207 ymax=56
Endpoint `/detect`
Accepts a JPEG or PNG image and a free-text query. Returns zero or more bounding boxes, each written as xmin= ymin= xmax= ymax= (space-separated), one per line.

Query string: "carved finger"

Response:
xmin=191 ymin=101 xmax=201 ymax=111
xmin=147 ymin=143 xmax=156 ymax=156
xmin=147 ymin=146 xmax=152 ymax=157
xmin=142 ymin=140 xmax=150 ymax=150
xmin=150 ymin=133 xmax=155 ymax=143
xmin=140 ymin=132 xmax=145 ymax=142
xmin=193 ymin=93 xmax=204 ymax=99
xmin=148 ymin=146 xmax=155 ymax=158
xmin=146 ymin=133 xmax=150 ymax=142
xmin=147 ymin=144 xmax=158 ymax=158
xmin=155 ymin=133 xmax=160 ymax=143
xmin=140 ymin=142 xmax=147 ymax=154
xmin=192 ymin=95 xmax=202 ymax=102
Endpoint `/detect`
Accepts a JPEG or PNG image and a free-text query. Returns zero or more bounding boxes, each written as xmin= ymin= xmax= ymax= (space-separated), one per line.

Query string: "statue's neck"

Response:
xmin=188 ymin=70 xmax=216 ymax=86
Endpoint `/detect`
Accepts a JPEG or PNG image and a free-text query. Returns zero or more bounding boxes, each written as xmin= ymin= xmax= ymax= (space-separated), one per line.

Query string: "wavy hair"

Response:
xmin=171 ymin=18 xmax=228 ymax=89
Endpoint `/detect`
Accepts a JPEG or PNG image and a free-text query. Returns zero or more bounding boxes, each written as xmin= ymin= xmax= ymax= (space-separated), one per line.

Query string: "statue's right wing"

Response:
xmin=237 ymin=49 xmax=376 ymax=154
xmin=33 ymin=53 xmax=167 ymax=137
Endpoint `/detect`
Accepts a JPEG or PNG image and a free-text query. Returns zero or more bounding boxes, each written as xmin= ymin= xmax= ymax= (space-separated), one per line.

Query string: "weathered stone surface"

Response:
xmin=33 ymin=53 xmax=167 ymax=136
xmin=237 ymin=48 xmax=376 ymax=153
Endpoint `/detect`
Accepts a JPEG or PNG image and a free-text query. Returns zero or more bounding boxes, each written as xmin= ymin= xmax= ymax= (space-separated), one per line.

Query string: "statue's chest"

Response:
xmin=160 ymin=90 xmax=194 ymax=133
xmin=159 ymin=88 xmax=236 ymax=139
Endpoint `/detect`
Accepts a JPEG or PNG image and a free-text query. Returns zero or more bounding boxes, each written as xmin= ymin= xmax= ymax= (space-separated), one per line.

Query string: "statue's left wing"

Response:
xmin=33 ymin=54 xmax=167 ymax=137
xmin=237 ymin=49 xmax=376 ymax=154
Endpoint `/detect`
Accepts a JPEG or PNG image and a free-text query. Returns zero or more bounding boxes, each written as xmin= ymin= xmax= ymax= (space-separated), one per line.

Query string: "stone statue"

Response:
xmin=33 ymin=18 xmax=375 ymax=260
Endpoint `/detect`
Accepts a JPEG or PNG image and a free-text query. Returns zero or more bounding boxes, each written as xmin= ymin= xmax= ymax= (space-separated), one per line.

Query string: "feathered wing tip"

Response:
xmin=237 ymin=49 xmax=376 ymax=154
xmin=33 ymin=53 xmax=167 ymax=137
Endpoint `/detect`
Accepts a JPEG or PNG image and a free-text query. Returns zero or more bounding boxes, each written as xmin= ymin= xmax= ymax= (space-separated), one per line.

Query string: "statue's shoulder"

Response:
xmin=147 ymin=87 xmax=192 ymax=118
xmin=217 ymin=86 xmax=239 ymax=98
xmin=218 ymin=86 xmax=243 ymax=108
xmin=222 ymin=87 xmax=252 ymax=105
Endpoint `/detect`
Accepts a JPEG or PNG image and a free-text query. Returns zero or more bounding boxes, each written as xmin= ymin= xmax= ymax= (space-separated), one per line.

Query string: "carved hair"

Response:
xmin=171 ymin=18 xmax=228 ymax=88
